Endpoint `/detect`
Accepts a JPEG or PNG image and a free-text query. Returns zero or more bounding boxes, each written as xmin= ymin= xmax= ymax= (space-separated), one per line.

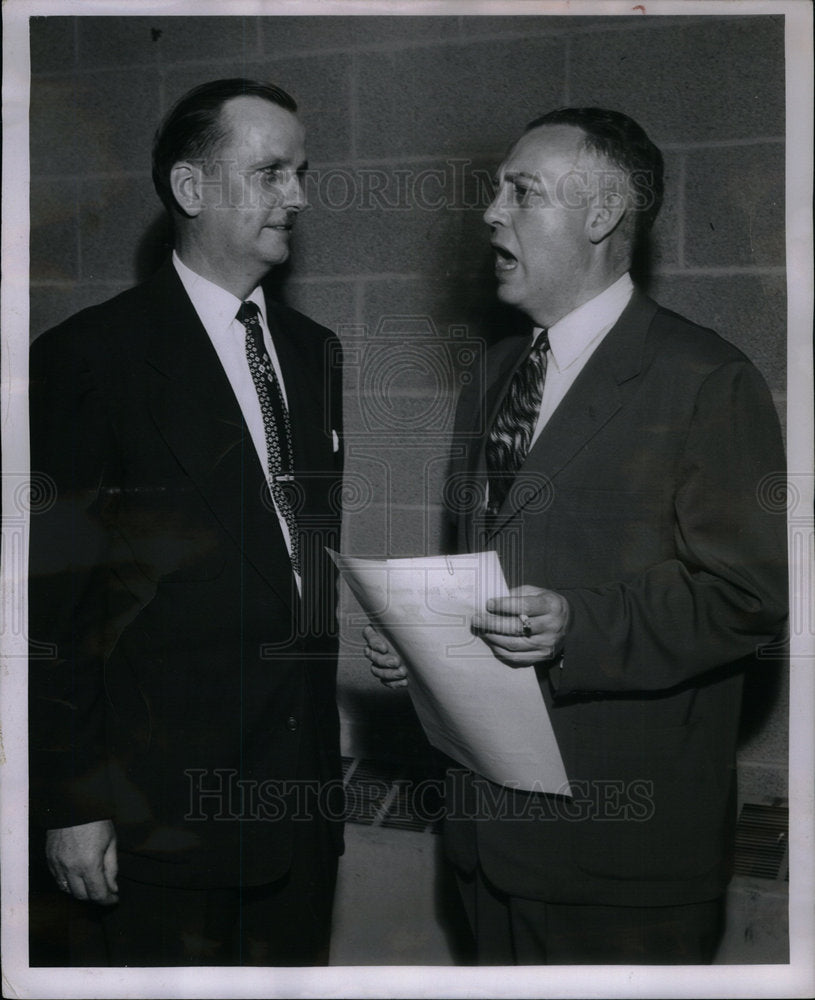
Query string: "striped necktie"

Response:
xmin=238 ymin=300 xmax=300 ymax=576
xmin=485 ymin=328 xmax=549 ymax=516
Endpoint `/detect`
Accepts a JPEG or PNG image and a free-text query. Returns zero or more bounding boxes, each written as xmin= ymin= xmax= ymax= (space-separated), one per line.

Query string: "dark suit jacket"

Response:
xmin=29 ymin=260 xmax=344 ymax=890
xmin=443 ymin=290 xmax=788 ymax=907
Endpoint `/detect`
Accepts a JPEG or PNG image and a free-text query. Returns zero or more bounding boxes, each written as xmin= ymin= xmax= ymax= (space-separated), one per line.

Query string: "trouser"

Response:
xmin=102 ymin=820 xmax=338 ymax=966
xmin=456 ymin=863 xmax=724 ymax=965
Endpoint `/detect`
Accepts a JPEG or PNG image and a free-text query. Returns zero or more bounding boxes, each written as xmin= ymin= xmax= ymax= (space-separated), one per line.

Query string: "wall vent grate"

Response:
xmin=733 ymin=802 xmax=788 ymax=881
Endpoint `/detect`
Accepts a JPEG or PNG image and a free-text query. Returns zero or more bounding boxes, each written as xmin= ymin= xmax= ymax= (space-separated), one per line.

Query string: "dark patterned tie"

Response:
xmin=485 ymin=328 xmax=549 ymax=516
xmin=239 ymin=301 xmax=300 ymax=576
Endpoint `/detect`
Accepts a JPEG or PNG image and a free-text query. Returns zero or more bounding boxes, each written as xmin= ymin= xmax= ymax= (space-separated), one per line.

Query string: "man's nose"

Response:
xmin=483 ymin=188 xmax=507 ymax=227
xmin=283 ymin=172 xmax=307 ymax=212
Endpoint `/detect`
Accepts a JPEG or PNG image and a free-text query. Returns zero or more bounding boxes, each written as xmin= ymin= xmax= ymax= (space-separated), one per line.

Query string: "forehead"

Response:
xmin=500 ymin=124 xmax=587 ymax=179
xmin=219 ymin=95 xmax=305 ymax=156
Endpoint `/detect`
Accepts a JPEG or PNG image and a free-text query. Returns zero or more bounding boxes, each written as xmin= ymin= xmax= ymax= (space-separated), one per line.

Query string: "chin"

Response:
xmin=495 ymin=283 xmax=525 ymax=309
xmin=261 ymin=248 xmax=290 ymax=268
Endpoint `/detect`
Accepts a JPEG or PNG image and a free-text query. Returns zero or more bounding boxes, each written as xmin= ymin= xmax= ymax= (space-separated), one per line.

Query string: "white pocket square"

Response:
xmin=332 ymin=429 xmax=340 ymax=453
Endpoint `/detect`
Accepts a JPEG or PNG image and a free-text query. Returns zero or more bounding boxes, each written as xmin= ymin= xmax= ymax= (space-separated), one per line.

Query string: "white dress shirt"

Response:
xmin=172 ymin=251 xmax=300 ymax=590
xmin=530 ymin=272 xmax=634 ymax=447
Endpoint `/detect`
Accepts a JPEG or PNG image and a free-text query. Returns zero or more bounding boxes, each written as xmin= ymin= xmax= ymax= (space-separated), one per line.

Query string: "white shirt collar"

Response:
xmin=541 ymin=272 xmax=634 ymax=372
xmin=172 ymin=251 xmax=267 ymax=335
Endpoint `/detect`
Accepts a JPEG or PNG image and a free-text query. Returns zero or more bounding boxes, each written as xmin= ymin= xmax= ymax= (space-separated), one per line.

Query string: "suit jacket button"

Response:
xmin=286 ymin=717 xmax=299 ymax=731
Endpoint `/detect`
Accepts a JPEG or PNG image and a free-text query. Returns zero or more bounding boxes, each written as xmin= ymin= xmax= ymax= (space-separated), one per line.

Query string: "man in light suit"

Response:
xmin=29 ymin=79 xmax=344 ymax=966
xmin=367 ymin=107 xmax=787 ymax=964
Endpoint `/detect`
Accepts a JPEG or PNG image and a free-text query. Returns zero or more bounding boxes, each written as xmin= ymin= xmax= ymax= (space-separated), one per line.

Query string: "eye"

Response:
xmin=512 ymin=181 xmax=533 ymax=205
xmin=259 ymin=164 xmax=287 ymax=182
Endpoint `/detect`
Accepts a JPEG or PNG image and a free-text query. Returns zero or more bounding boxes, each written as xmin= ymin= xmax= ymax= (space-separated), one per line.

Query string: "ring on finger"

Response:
xmin=518 ymin=614 xmax=533 ymax=638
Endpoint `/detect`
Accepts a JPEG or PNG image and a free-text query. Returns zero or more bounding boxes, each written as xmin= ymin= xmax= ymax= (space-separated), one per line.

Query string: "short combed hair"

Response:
xmin=525 ymin=107 xmax=664 ymax=242
xmin=151 ymin=78 xmax=298 ymax=215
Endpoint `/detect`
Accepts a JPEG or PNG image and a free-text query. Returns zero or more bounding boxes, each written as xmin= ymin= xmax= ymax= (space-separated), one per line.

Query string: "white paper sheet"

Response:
xmin=330 ymin=549 xmax=571 ymax=794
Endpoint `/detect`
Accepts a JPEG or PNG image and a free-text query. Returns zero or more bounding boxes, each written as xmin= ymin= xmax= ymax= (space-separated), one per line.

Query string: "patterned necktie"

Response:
xmin=239 ymin=300 xmax=300 ymax=576
xmin=485 ymin=328 xmax=549 ymax=516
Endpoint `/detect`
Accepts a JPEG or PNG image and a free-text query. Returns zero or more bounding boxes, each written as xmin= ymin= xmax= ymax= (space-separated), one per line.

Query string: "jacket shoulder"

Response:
xmin=32 ymin=277 xmax=161 ymax=360
xmin=647 ymin=301 xmax=752 ymax=371
xmin=267 ymin=299 xmax=339 ymax=346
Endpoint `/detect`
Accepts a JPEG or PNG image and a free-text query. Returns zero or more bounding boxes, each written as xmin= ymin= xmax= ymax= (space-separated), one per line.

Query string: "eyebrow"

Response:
xmin=501 ymin=170 xmax=544 ymax=186
xmin=251 ymin=157 xmax=309 ymax=174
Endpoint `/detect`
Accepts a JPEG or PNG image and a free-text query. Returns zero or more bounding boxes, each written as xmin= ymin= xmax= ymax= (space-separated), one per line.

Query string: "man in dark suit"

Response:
xmin=366 ymin=107 xmax=787 ymax=964
xmin=29 ymin=79 xmax=344 ymax=966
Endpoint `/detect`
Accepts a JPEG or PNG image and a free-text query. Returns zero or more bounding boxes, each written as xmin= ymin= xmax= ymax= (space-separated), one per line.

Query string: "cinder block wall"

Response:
xmin=29 ymin=13 xmax=788 ymax=802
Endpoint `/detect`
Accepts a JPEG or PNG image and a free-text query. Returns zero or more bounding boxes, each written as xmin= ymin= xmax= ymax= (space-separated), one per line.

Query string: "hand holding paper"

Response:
xmin=472 ymin=585 xmax=571 ymax=666
xmin=330 ymin=548 xmax=570 ymax=795
xmin=364 ymin=624 xmax=408 ymax=688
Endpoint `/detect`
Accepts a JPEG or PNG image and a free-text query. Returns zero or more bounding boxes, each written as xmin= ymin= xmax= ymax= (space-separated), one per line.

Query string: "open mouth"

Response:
xmin=493 ymin=244 xmax=518 ymax=272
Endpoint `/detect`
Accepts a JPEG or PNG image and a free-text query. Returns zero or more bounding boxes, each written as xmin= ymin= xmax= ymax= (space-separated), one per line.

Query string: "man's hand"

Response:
xmin=45 ymin=819 xmax=119 ymax=905
xmin=471 ymin=585 xmax=570 ymax=667
xmin=363 ymin=624 xmax=408 ymax=689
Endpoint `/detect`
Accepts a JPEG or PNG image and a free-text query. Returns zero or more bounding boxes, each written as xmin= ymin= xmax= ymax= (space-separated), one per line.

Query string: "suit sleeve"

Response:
xmin=28 ymin=328 xmax=120 ymax=829
xmin=553 ymin=358 xmax=788 ymax=695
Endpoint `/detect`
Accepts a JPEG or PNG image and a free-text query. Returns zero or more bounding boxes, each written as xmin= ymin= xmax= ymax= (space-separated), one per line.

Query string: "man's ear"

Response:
xmin=169 ymin=162 xmax=205 ymax=218
xmin=586 ymin=191 xmax=627 ymax=245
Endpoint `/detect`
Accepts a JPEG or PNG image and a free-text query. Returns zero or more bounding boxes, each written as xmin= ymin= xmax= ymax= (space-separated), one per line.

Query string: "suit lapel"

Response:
xmin=483 ymin=291 xmax=659 ymax=538
xmin=137 ymin=262 xmax=296 ymax=610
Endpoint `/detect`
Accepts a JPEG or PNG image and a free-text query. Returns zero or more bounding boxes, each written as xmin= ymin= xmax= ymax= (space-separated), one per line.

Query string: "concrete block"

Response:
xmin=31 ymin=71 xmax=161 ymax=178
xmin=647 ymin=273 xmax=787 ymax=393
xmin=260 ymin=15 xmax=461 ymax=53
xmin=164 ymin=54 xmax=352 ymax=163
xmin=30 ymin=76 xmax=93 ymax=178
xmin=362 ymin=275 xmax=496 ymax=341
xmin=279 ymin=277 xmax=357 ymax=334
xmin=341 ymin=450 xmax=390 ymax=501
xmin=78 ymin=177 xmax=163 ymax=285
xmin=294 ymin=182 xmax=462 ymax=276
xmin=77 ymin=16 xmax=163 ymax=70
xmin=737 ymin=762 xmax=789 ymax=807
xmin=568 ymin=16 xmax=785 ymax=145
xmin=356 ymin=37 xmax=567 ymax=159
xmin=163 ymin=60 xmax=270 ymax=114
xmin=30 ymin=16 xmax=76 ymax=74
xmin=340 ymin=490 xmax=391 ymax=552
xmin=146 ymin=16 xmax=260 ymax=66
xmin=341 ymin=329 xmax=465 ymax=425
xmin=646 ymin=147 xmax=682 ymax=270
xmin=685 ymin=145 xmax=785 ymax=269
xmin=29 ymin=283 xmax=131 ymax=341
xmin=458 ymin=14 xmax=674 ymax=40
xmin=341 ymin=490 xmax=446 ymax=560
xmin=29 ymin=178 xmax=79 ymax=284
xmin=260 ymin=53 xmax=353 ymax=163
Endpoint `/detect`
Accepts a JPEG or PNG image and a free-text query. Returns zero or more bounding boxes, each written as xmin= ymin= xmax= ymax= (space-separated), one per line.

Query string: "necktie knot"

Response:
xmin=237 ymin=300 xmax=260 ymax=325
xmin=532 ymin=328 xmax=549 ymax=356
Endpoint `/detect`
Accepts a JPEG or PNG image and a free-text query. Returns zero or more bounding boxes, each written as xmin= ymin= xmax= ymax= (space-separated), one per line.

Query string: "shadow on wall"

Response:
xmin=135 ymin=211 xmax=173 ymax=282
xmin=738 ymin=651 xmax=787 ymax=746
